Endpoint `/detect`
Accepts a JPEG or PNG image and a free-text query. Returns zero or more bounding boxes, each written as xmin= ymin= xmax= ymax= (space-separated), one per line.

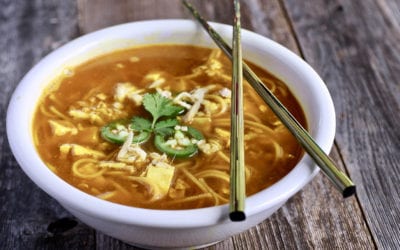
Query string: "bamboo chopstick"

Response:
xmin=182 ymin=0 xmax=356 ymax=198
xmin=229 ymin=0 xmax=246 ymax=222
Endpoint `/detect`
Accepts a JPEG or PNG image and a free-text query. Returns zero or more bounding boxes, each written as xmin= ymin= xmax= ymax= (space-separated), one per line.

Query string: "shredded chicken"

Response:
xmin=171 ymin=87 xmax=209 ymax=123
xmin=145 ymin=72 xmax=166 ymax=89
xmin=156 ymin=88 xmax=172 ymax=98
xmin=117 ymin=131 xmax=147 ymax=164
xmin=114 ymin=82 xmax=143 ymax=106
xmin=149 ymin=152 xmax=169 ymax=166
xmin=149 ymin=78 xmax=166 ymax=88
xmin=183 ymin=88 xmax=209 ymax=122
xmin=173 ymin=92 xmax=194 ymax=109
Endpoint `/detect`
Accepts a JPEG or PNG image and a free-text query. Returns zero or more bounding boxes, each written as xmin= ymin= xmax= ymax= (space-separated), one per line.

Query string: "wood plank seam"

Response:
xmin=277 ymin=0 xmax=306 ymax=58
xmin=333 ymin=140 xmax=378 ymax=248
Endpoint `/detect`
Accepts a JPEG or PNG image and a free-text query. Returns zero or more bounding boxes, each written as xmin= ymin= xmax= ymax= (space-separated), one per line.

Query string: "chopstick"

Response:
xmin=182 ymin=0 xmax=356 ymax=198
xmin=229 ymin=0 xmax=246 ymax=221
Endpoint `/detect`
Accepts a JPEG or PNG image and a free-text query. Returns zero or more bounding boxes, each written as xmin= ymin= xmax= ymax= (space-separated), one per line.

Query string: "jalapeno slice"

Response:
xmin=154 ymin=126 xmax=204 ymax=158
xmin=101 ymin=119 xmax=150 ymax=145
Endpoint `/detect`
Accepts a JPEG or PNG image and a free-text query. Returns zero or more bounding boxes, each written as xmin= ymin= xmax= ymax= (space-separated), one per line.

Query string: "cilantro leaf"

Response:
xmin=155 ymin=127 xmax=175 ymax=136
xmin=142 ymin=93 xmax=184 ymax=128
xmin=155 ymin=118 xmax=179 ymax=130
xmin=154 ymin=118 xmax=179 ymax=135
xmin=130 ymin=116 xmax=152 ymax=131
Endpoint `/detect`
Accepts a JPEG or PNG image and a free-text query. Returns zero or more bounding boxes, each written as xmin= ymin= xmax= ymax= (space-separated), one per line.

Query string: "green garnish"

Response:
xmin=131 ymin=116 xmax=152 ymax=131
xmin=101 ymin=119 xmax=151 ymax=145
xmin=154 ymin=118 xmax=179 ymax=136
xmin=154 ymin=126 xmax=204 ymax=158
xmin=142 ymin=93 xmax=184 ymax=128
xmin=100 ymin=92 xmax=203 ymax=158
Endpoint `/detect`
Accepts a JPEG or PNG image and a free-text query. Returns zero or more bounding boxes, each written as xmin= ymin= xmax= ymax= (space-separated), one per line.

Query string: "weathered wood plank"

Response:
xmin=0 ymin=1 xmax=95 ymax=249
xmin=283 ymin=0 xmax=400 ymax=248
xmin=241 ymin=0 xmax=300 ymax=54
xmin=77 ymin=0 xmax=184 ymax=34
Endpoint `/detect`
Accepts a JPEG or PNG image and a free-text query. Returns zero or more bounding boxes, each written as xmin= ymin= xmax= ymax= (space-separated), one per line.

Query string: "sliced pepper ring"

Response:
xmin=154 ymin=126 xmax=204 ymax=158
xmin=101 ymin=119 xmax=150 ymax=145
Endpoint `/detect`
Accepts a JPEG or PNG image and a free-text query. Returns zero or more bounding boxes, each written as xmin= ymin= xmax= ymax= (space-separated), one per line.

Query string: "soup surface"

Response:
xmin=33 ymin=45 xmax=306 ymax=209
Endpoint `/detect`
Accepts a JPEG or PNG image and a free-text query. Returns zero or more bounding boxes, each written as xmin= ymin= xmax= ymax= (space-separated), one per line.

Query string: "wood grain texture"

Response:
xmin=77 ymin=0 xmax=185 ymax=34
xmin=283 ymin=0 xmax=400 ymax=248
xmin=1 ymin=0 xmax=395 ymax=249
xmin=0 ymin=1 xmax=94 ymax=249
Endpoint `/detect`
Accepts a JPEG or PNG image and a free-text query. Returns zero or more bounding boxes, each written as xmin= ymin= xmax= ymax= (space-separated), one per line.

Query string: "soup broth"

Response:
xmin=33 ymin=45 xmax=306 ymax=209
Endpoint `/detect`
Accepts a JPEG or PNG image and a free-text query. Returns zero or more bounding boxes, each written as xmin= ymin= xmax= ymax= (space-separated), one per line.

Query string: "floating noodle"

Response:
xmin=244 ymin=112 xmax=262 ymax=123
xmin=259 ymin=77 xmax=277 ymax=93
xmin=245 ymin=120 xmax=276 ymax=134
xmin=46 ymin=163 xmax=57 ymax=172
xmin=198 ymin=178 xmax=228 ymax=205
xmin=212 ymin=118 xmax=276 ymax=135
xmin=195 ymin=169 xmax=230 ymax=183
xmin=97 ymin=191 xmax=116 ymax=200
xmin=210 ymin=164 xmax=230 ymax=171
xmin=204 ymin=94 xmax=228 ymax=117
xmin=216 ymin=151 xmax=230 ymax=163
xmin=72 ymin=158 xmax=106 ymax=179
xmin=40 ymin=105 xmax=57 ymax=118
xmin=271 ymin=141 xmax=284 ymax=165
xmin=165 ymin=193 xmax=213 ymax=205
xmin=175 ymin=159 xmax=200 ymax=170
xmin=178 ymin=167 xmax=209 ymax=193
xmin=105 ymin=170 xmax=131 ymax=176
xmin=111 ymin=180 xmax=131 ymax=198
xmin=49 ymin=106 xmax=71 ymax=120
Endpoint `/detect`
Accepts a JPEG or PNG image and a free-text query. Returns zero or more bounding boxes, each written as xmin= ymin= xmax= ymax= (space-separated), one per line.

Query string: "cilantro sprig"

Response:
xmin=142 ymin=93 xmax=184 ymax=128
xmin=154 ymin=118 xmax=179 ymax=136
xmin=101 ymin=92 xmax=204 ymax=158
xmin=131 ymin=116 xmax=152 ymax=131
xmin=131 ymin=93 xmax=183 ymax=133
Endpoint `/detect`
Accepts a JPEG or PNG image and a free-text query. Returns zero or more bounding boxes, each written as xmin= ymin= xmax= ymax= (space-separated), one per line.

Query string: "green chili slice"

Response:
xmin=154 ymin=126 xmax=204 ymax=158
xmin=101 ymin=119 xmax=150 ymax=145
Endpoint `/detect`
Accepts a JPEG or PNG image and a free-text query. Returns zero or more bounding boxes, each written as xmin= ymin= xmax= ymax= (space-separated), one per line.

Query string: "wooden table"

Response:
xmin=1 ymin=0 xmax=399 ymax=249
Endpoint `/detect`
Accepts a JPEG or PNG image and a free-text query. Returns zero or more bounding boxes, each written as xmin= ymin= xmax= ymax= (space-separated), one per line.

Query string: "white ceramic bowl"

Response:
xmin=7 ymin=19 xmax=335 ymax=249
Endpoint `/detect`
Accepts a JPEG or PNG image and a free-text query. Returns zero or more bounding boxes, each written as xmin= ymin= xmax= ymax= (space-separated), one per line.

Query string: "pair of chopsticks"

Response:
xmin=182 ymin=0 xmax=356 ymax=222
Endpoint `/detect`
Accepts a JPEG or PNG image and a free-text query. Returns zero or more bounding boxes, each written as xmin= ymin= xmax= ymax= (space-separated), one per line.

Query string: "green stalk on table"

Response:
xmin=229 ymin=0 xmax=246 ymax=222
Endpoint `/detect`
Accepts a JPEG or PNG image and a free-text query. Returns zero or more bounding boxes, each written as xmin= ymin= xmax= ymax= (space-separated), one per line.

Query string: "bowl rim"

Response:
xmin=6 ymin=19 xmax=335 ymax=228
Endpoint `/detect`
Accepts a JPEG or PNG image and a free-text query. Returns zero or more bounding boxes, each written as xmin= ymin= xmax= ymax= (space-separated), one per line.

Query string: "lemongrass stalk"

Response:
xmin=229 ymin=0 xmax=246 ymax=221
